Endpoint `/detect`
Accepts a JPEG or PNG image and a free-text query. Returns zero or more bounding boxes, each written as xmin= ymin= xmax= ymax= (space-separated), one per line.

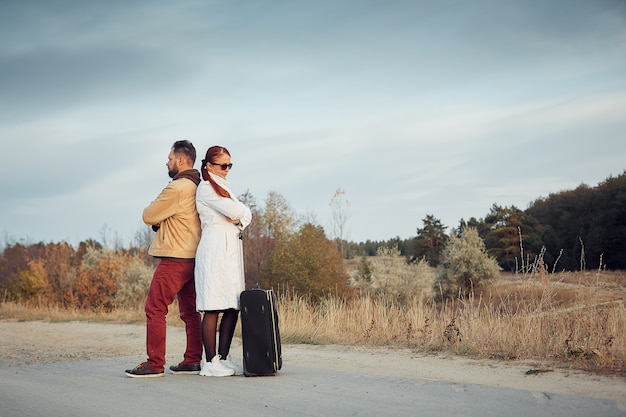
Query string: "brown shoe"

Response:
xmin=169 ymin=361 xmax=201 ymax=374
xmin=125 ymin=362 xmax=164 ymax=378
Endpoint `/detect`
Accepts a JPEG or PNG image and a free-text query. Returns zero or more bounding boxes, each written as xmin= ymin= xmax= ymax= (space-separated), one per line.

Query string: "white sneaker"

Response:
xmin=199 ymin=355 xmax=235 ymax=377
xmin=199 ymin=358 xmax=208 ymax=376
xmin=221 ymin=355 xmax=244 ymax=376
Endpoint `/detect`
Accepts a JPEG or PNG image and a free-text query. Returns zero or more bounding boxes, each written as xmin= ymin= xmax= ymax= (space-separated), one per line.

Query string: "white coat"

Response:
xmin=194 ymin=173 xmax=252 ymax=311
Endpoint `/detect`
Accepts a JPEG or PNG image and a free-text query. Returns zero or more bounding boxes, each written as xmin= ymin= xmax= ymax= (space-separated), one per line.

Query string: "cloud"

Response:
xmin=0 ymin=0 xmax=624 ymax=244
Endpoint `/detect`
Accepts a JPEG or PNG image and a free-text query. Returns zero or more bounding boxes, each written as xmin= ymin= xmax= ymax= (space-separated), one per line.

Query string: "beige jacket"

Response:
xmin=143 ymin=170 xmax=201 ymax=259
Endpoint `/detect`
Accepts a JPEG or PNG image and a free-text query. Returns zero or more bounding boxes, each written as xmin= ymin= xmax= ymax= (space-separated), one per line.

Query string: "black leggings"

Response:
xmin=201 ymin=308 xmax=239 ymax=361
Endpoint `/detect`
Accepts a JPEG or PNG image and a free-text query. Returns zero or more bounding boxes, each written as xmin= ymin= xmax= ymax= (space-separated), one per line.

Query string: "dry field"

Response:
xmin=279 ymin=263 xmax=626 ymax=375
xmin=1 ymin=261 xmax=624 ymax=376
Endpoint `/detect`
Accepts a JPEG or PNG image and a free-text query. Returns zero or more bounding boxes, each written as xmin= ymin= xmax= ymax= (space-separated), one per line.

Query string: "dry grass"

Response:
xmin=1 ymin=268 xmax=625 ymax=375
xmin=276 ymin=266 xmax=626 ymax=375
xmin=0 ymin=299 xmax=146 ymax=323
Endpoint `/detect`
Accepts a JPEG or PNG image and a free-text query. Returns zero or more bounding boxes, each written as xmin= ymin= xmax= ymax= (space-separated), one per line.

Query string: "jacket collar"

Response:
xmin=173 ymin=169 xmax=201 ymax=186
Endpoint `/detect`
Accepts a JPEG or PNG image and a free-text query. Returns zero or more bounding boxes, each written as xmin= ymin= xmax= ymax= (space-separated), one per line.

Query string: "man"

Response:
xmin=125 ymin=140 xmax=203 ymax=378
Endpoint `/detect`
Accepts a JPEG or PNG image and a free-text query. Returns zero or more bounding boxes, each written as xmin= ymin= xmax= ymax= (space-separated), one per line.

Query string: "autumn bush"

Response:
xmin=261 ymin=223 xmax=350 ymax=300
xmin=5 ymin=260 xmax=52 ymax=302
xmin=1 ymin=243 xmax=153 ymax=310
xmin=2 ymin=242 xmax=78 ymax=306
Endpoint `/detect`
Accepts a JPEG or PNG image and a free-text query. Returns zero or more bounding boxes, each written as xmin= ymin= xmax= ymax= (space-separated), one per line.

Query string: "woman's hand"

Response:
xmin=224 ymin=216 xmax=240 ymax=224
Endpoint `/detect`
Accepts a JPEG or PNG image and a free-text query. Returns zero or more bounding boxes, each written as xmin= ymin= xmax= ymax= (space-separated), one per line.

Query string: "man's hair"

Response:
xmin=172 ymin=140 xmax=196 ymax=164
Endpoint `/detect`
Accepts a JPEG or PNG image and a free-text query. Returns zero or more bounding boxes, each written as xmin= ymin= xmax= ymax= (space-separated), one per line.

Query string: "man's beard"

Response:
xmin=168 ymin=167 xmax=178 ymax=178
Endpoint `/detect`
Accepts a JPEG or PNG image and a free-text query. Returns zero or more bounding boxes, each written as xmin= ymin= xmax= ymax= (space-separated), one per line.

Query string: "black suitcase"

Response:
xmin=240 ymin=286 xmax=282 ymax=376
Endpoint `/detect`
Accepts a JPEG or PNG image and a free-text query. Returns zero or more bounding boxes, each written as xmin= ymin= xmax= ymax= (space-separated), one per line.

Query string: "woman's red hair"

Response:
xmin=201 ymin=146 xmax=231 ymax=198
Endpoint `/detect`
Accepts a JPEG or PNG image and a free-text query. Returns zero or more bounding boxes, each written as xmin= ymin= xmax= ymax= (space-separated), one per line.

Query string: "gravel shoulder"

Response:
xmin=1 ymin=320 xmax=624 ymax=403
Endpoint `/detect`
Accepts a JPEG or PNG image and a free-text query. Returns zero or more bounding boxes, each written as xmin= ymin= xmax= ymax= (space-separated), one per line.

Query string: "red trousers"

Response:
xmin=145 ymin=259 xmax=202 ymax=371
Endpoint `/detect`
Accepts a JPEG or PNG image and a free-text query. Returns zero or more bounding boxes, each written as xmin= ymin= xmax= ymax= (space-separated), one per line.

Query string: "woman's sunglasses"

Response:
xmin=208 ymin=161 xmax=233 ymax=170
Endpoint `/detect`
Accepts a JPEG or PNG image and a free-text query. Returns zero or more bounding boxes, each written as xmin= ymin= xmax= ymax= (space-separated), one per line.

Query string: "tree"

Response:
xmin=5 ymin=260 xmax=52 ymax=302
xmin=43 ymin=242 xmax=79 ymax=306
xmin=263 ymin=191 xmax=297 ymax=240
xmin=354 ymin=256 xmax=373 ymax=283
xmin=240 ymin=191 xmax=297 ymax=288
xmin=456 ymin=217 xmax=487 ymax=236
xmin=357 ymin=240 xmax=381 ymax=256
xmin=329 ymin=188 xmax=351 ymax=258
xmin=0 ymin=243 xmax=33 ymax=290
xmin=261 ymin=223 xmax=349 ymax=301
xmin=412 ymin=215 xmax=448 ymax=266
xmin=129 ymin=227 xmax=158 ymax=267
xmin=526 ymin=184 xmax=594 ymax=270
xmin=434 ymin=227 xmax=501 ymax=300
xmin=0 ymin=242 xmax=76 ymax=305
xmin=482 ymin=204 xmax=544 ymax=271
xmin=586 ymin=174 xmax=626 ymax=269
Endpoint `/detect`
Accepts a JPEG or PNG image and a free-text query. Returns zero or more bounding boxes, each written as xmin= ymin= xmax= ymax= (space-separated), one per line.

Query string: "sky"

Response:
xmin=1 ymin=0 xmax=625 ymax=247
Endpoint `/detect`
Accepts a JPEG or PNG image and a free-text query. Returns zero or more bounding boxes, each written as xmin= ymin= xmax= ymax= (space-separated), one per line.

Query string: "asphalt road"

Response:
xmin=1 ymin=356 xmax=623 ymax=417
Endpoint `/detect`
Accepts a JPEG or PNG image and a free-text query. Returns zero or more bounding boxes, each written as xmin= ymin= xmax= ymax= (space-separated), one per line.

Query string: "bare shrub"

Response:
xmin=350 ymin=246 xmax=435 ymax=303
xmin=114 ymin=256 xmax=154 ymax=308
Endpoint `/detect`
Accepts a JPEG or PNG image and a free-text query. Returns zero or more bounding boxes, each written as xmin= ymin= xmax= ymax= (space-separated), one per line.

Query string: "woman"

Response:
xmin=195 ymin=145 xmax=252 ymax=377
